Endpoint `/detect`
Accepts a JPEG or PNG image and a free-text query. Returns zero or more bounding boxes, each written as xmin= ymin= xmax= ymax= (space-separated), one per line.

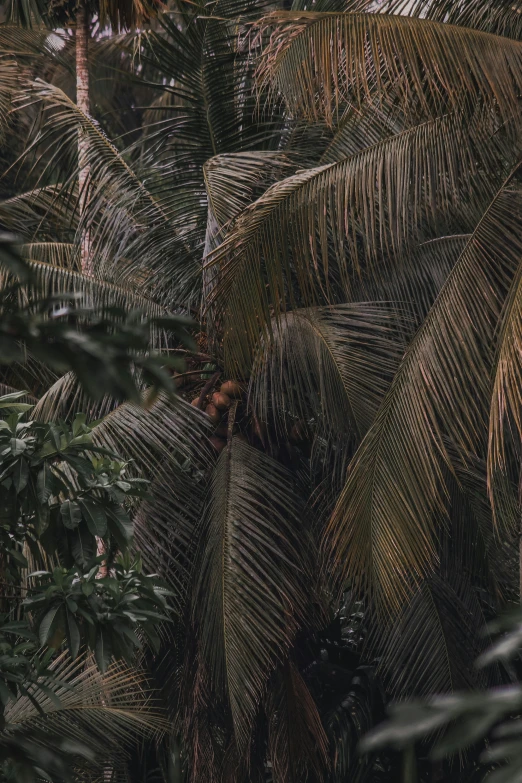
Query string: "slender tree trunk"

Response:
xmin=76 ymin=2 xmax=92 ymax=275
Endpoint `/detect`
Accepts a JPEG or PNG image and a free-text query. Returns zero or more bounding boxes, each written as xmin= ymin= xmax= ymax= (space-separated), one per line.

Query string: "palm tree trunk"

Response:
xmin=76 ymin=1 xmax=92 ymax=275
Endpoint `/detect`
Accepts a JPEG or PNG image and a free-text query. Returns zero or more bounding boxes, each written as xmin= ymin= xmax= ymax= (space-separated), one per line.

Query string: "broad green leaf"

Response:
xmin=12 ymin=458 xmax=29 ymax=493
xmin=60 ymin=500 xmax=82 ymax=530
xmin=80 ymin=499 xmax=108 ymax=538
xmin=39 ymin=605 xmax=61 ymax=646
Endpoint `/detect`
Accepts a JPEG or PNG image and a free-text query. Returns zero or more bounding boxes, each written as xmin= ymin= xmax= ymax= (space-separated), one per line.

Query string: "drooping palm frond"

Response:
xmin=374 ymin=573 xmax=491 ymax=698
xmin=6 ymin=651 xmax=166 ymax=779
xmin=324 ymin=168 xmax=522 ymax=610
xmin=383 ymin=0 xmax=522 ymax=40
xmin=91 ymin=393 xmax=212 ymax=481
xmin=32 ymin=371 xmax=117 ymax=421
xmin=256 ymin=11 xmax=522 ymax=125
xmin=133 ymin=464 xmax=207 ymax=609
xmin=16 ymin=80 xmax=198 ymax=306
xmin=194 ymin=436 xmax=310 ymax=752
xmin=0 ymin=186 xmax=77 ymax=241
xmin=249 ymin=303 xmax=404 ymax=441
xmin=19 ymin=242 xmax=79 ymax=268
xmin=23 ymin=258 xmax=177 ymax=317
xmin=487 ymin=257 xmax=522 ymax=528
xmin=208 ymin=112 xmax=503 ymax=372
xmin=318 ymin=97 xmax=408 ymax=164
xmin=266 ymin=660 xmax=329 ymax=783
xmin=0 ymin=351 xmax=58 ymax=399
xmin=204 ymin=151 xmax=295 ymax=238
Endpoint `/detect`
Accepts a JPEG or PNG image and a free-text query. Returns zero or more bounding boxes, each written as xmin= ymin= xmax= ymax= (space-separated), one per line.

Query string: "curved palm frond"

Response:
xmin=374 ymin=574 xmax=491 ymax=698
xmin=383 ymin=0 xmax=522 ymax=40
xmin=249 ymin=303 xmax=405 ymax=440
xmin=207 ymin=112 xmax=502 ymax=372
xmin=256 ymin=11 xmax=522 ymax=125
xmin=0 ymin=185 xmax=77 ymax=241
xmin=19 ymin=242 xmax=78 ymax=268
xmin=134 ymin=466 xmax=207 ymax=609
xmin=204 ymin=151 xmax=295 ymax=237
xmin=487 ymin=254 xmax=522 ymax=528
xmin=6 ymin=651 xmax=166 ymax=778
xmin=20 ymin=259 xmax=178 ymax=349
xmin=323 ymin=169 xmax=522 ymax=609
xmin=17 ymin=80 xmax=198 ymax=306
xmin=0 ymin=351 xmax=58 ymax=399
xmin=91 ymin=393 xmax=212 ymax=480
xmin=32 ymin=371 xmax=117 ymax=422
xmin=266 ymin=660 xmax=329 ymax=783
xmin=194 ymin=436 xmax=310 ymax=752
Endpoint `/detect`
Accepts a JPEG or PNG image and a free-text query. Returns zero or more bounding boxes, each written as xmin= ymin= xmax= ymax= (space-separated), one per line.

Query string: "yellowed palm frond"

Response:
xmin=256 ymin=11 xmax=522 ymax=125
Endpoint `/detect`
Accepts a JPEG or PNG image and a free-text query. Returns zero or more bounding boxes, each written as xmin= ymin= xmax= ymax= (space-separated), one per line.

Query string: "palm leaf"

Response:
xmin=383 ymin=0 xmax=522 ymax=40
xmin=323 ymin=168 xmax=522 ymax=609
xmin=32 ymin=371 xmax=118 ymax=422
xmin=6 ymin=652 xmax=166 ymax=779
xmin=256 ymin=11 xmax=522 ymax=125
xmin=17 ymin=80 xmax=198 ymax=306
xmin=488 ymin=256 xmax=522 ymax=528
xmin=91 ymin=394 xmax=212 ymax=480
xmin=249 ymin=303 xmax=404 ymax=440
xmin=374 ymin=573 xmax=491 ymax=698
xmin=207 ymin=113 xmax=502 ymax=372
xmin=134 ymin=466 xmax=208 ymax=609
xmin=194 ymin=436 xmax=309 ymax=752
xmin=266 ymin=660 xmax=329 ymax=783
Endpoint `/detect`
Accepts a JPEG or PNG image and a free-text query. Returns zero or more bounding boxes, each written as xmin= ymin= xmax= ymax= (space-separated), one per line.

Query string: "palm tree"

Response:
xmin=2 ymin=0 xmax=522 ymax=780
xmin=6 ymin=0 xmax=154 ymax=273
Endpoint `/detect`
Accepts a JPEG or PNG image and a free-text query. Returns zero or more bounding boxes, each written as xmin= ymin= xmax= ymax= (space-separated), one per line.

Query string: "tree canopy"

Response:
xmin=1 ymin=0 xmax=522 ymax=781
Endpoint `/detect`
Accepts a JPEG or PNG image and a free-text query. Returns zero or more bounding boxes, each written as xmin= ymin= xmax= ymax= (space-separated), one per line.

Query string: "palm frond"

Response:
xmin=204 ymin=151 xmax=295 ymax=236
xmin=382 ymin=0 xmax=522 ymax=40
xmin=207 ymin=112 xmax=502 ymax=372
xmin=17 ymin=80 xmax=198 ymax=306
xmin=323 ymin=169 xmax=522 ymax=609
xmin=19 ymin=242 xmax=79 ymax=269
xmin=0 ymin=185 xmax=77 ymax=241
xmin=92 ymin=393 xmax=212 ymax=480
xmin=256 ymin=11 xmax=522 ymax=125
xmin=0 ymin=352 xmax=58 ymax=399
xmin=374 ymin=573 xmax=491 ymax=697
xmin=134 ymin=466 xmax=207 ymax=610
xmin=194 ymin=436 xmax=310 ymax=752
xmin=6 ymin=652 xmax=166 ymax=779
xmin=249 ymin=303 xmax=404 ymax=441
xmin=266 ymin=660 xmax=329 ymax=783
xmin=32 ymin=371 xmax=117 ymax=422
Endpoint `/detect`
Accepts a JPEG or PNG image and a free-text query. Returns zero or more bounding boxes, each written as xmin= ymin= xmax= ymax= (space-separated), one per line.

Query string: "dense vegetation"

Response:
xmin=1 ymin=0 xmax=522 ymax=780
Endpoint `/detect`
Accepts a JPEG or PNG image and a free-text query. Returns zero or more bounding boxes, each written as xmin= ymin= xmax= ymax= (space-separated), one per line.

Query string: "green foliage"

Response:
xmin=25 ymin=556 xmax=171 ymax=671
xmin=362 ymin=608 xmax=522 ymax=782
xmin=4 ymin=0 xmax=522 ymax=781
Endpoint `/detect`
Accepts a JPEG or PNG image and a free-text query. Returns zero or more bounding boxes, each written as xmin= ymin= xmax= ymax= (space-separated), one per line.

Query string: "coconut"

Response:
xmin=205 ymin=403 xmax=221 ymax=425
xmin=220 ymin=380 xmax=243 ymax=399
xmin=209 ymin=436 xmax=227 ymax=454
xmin=191 ymin=396 xmax=201 ymax=406
xmin=212 ymin=391 xmax=231 ymax=411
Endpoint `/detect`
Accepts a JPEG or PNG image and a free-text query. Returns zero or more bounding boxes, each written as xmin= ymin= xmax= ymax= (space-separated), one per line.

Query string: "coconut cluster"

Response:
xmin=191 ymin=380 xmax=243 ymax=453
